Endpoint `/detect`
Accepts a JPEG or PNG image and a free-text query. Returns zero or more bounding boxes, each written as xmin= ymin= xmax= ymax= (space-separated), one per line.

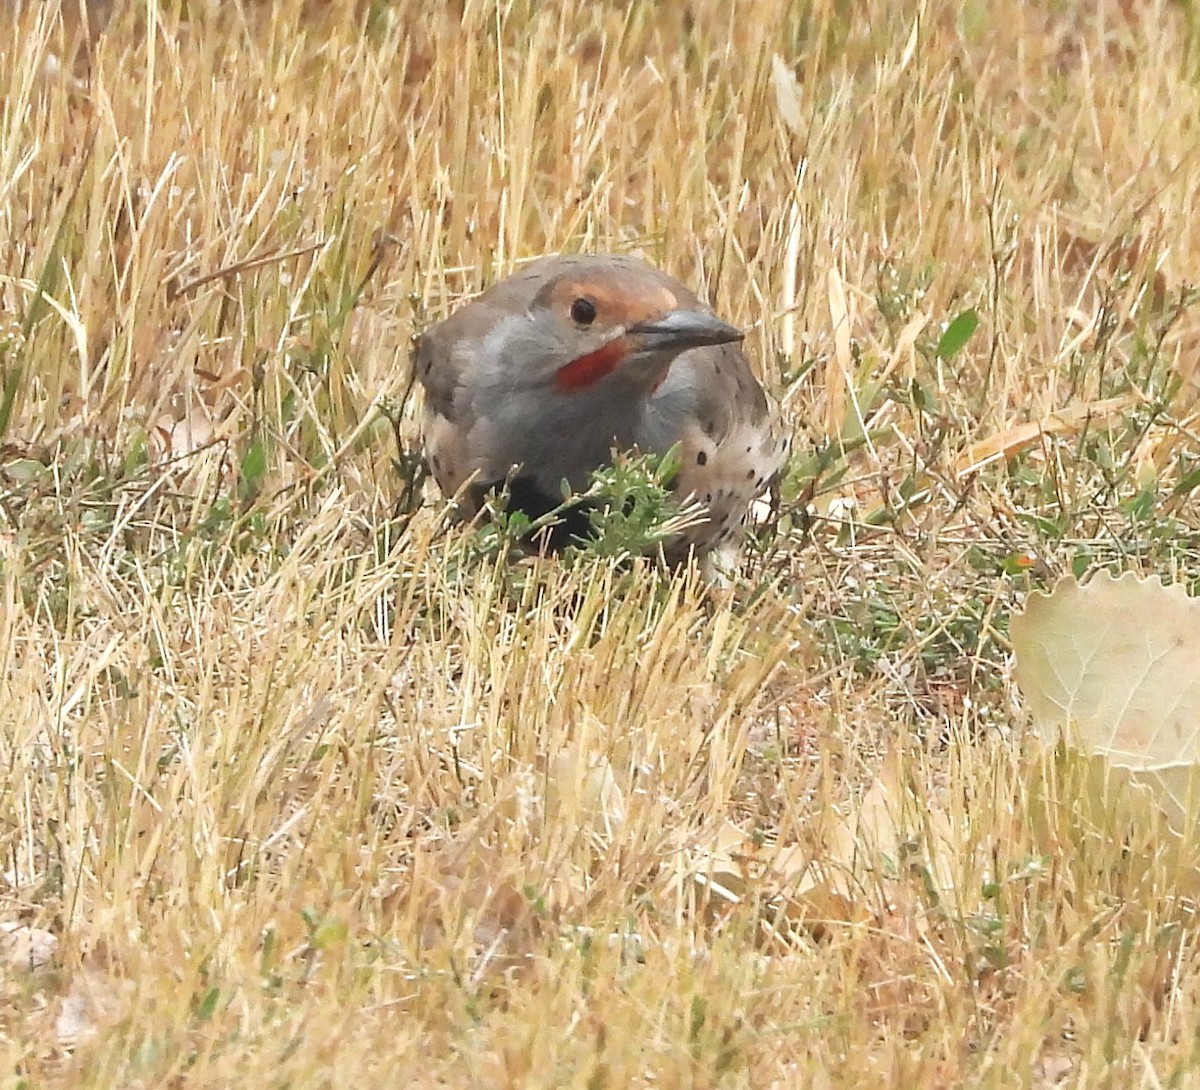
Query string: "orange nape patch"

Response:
xmin=555 ymin=335 xmax=632 ymax=391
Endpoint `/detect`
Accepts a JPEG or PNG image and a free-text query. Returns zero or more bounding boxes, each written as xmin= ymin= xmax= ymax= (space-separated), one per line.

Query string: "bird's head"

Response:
xmin=501 ymin=265 xmax=743 ymax=395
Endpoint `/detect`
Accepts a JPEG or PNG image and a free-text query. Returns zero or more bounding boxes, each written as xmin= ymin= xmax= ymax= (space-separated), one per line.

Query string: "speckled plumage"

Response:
xmin=412 ymin=253 xmax=789 ymax=564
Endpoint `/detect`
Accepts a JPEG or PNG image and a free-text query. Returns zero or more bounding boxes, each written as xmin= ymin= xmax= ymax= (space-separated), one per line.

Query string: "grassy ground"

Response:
xmin=3 ymin=0 xmax=1200 ymax=1085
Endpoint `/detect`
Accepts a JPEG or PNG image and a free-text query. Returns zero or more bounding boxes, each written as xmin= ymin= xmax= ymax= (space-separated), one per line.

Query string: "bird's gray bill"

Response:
xmin=627 ymin=310 xmax=744 ymax=352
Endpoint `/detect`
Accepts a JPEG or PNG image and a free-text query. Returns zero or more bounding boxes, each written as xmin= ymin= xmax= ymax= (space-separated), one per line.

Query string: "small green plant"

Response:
xmin=572 ymin=447 xmax=703 ymax=561
xmin=461 ymin=447 xmax=703 ymax=568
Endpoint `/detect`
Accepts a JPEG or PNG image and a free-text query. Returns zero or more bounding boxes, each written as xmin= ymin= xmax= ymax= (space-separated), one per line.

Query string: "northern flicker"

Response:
xmin=412 ymin=253 xmax=789 ymax=565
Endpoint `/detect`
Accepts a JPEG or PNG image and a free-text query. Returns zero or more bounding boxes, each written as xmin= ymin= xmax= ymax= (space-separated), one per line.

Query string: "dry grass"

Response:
xmin=3 ymin=0 xmax=1200 ymax=1085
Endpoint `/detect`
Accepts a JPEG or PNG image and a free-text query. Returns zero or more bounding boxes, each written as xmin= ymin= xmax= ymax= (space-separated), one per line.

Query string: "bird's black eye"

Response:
xmin=570 ymin=297 xmax=597 ymax=325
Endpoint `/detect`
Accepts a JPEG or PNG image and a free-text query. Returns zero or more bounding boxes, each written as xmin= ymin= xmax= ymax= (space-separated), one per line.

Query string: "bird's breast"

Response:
xmin=472 ymin=385 xmax=653 ymax=494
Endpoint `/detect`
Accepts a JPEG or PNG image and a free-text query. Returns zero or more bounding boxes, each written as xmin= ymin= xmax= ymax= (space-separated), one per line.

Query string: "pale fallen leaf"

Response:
xmin=150 ymin=410 xmax=217 ymax=461
xmin=771 ymin=55 xmax=804 ymax=136
xmin=769 ymin=748 xmax=959 ymax=928
xmin=955 ymin=393 xmax=1136 ymax=477
xmin=768 ymin=836 xmax=864 ymax=929
xmin=0 ymin=922 xmax=57 ymax=971
xmin=667 ymin=818 xmax=749 ymax=912
xmin=1033 ymin=1045 xmax=1076 ymax=1088
xmin=1012 ymin=570 xmax=1200 ymax=830
xmin=55 ymin=969 xmax=133 ymax=1047
xmin=55 ymin=984 xmax=96 ymax=1046
xmin=546 ymin=743 xmax=626 ymax=842
xmin=391 ymin=832 xmax=551 ymax=984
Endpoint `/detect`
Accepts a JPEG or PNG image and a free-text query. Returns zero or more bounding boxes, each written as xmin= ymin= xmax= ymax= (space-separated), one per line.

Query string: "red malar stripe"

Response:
xmin=554 ymin=337 xmax=629 ymax=391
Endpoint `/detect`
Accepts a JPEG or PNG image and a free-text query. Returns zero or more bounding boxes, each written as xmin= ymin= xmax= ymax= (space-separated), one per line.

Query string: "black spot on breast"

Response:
xmin=746 ymin=468 xmax=755 ymax=480
xmin=697 ymin=451 xmax=708 ymax=466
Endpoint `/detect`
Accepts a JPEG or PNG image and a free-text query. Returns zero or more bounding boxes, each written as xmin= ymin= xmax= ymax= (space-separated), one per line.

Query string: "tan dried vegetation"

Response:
xmin=3 ymin=0 xmax=1200 ymax=1085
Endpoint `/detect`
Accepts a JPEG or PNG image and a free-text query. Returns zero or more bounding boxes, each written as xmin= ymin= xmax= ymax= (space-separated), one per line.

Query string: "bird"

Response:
xmin=411 ymin=253 xmax=789 ymax=568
